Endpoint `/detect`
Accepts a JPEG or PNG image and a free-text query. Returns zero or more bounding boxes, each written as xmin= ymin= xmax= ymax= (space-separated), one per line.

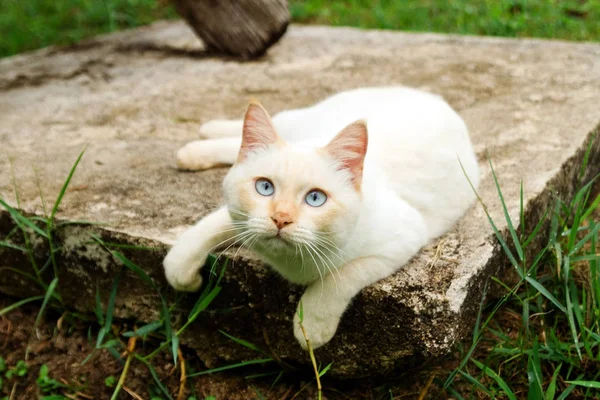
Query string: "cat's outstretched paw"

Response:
xmin=176 ymin=141 xmax=221 ymax=171
xmin=293 ymin=307 xmax=338 ymax=350
xmin=163 ymin=251 xmax=204 ymax=292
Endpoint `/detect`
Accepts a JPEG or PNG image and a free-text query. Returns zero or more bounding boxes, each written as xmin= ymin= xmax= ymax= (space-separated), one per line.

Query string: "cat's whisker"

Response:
xmin=314 ymin=238 xmax=347 ymax=265
xmin=315 ymin=233 xmax=348 ymax=250
xmin=297 ymin=243 xmax=306 ymax=275
xmin=248 ymin=234 xmax=261 ymax=252
xmin=302 ymin=243 xmax=324 ymax=298
xmin=311 ymin=242 xmax=344 ymax=290
xmin=307 ymin=242 xmax=342 ymax=293
xmin=212 ymin=231 xmax=255 ymax=269
xmin=293 ymin=243 xmax=304 ymax=274
xmin=310 ymin=243 xmax=339 ymax=294
xmin=204 ymin=228 xmax=250 ymax=255
xmin=312 ymin=236 xmax=348 ymax=265
xmin=233 ymin=232 xmax=258 ymax=261
xmin=228 ymin=208 xmax=252 ymax=218
xmin=212 ymin=233 xmax=251 ymax=264
xmin=194 ymin=223 xmax=246 ymax=244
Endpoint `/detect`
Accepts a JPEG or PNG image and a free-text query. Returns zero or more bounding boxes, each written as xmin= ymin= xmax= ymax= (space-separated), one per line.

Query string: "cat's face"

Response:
xmin=223 ymin=145 xmax=361 ymax=254
xmin=222 ymin=102 xmax=368 ymax=259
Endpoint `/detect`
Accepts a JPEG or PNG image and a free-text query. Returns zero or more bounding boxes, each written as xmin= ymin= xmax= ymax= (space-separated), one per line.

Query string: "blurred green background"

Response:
xmin=1 ymin=0 xmax=599 ymax=58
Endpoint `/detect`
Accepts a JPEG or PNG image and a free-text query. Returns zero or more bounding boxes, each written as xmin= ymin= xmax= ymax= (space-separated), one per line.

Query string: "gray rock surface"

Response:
xmin=1 ymin=21 xmax=599 ymax=377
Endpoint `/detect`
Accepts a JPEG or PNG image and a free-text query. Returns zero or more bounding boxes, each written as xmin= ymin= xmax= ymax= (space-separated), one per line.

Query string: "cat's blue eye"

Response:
xmin=255 ymin=178 xmax=275 ymax=196
xmin=305 ymin=190 xmax=327 ymax=207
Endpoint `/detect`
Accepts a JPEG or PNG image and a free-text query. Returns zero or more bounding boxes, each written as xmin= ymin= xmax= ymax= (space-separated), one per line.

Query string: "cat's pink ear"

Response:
xmin=238 ymin=102 xmax=280 ymax=162
xmin=324 ymin=120 xmax=368 ymax=189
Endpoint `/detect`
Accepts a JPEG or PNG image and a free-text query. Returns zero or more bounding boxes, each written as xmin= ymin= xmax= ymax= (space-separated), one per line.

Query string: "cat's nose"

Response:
xmin=271 ymin=212 xmax=293 ymax=230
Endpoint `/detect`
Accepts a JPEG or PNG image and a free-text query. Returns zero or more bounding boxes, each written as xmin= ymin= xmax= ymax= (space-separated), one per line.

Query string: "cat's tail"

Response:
xmin=199 ymin=119 xmax=243 ymax=139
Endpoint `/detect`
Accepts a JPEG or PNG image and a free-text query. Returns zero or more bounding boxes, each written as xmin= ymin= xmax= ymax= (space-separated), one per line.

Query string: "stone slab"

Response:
xmin=1 ymin=21 xmax=599 ymax=377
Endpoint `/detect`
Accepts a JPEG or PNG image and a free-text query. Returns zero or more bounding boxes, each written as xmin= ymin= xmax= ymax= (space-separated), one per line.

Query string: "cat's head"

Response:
xmin=222 ymin=102 xmax=368 ymax=258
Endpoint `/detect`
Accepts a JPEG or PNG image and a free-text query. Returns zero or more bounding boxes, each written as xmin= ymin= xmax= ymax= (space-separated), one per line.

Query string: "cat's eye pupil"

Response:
xmin=255 ymin=178 xmax=274 ymax=196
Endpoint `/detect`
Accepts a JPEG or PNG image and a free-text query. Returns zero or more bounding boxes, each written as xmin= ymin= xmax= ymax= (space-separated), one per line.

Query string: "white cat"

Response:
xmin=164 ymin=87 xmax=479 ymax=349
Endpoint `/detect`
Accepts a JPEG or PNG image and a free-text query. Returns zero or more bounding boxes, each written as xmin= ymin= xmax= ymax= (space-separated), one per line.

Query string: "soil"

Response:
xmin=0 ymin=295 xmax=291 ymax=400
xmin=0 ymin=295 xmax=440 ymax=400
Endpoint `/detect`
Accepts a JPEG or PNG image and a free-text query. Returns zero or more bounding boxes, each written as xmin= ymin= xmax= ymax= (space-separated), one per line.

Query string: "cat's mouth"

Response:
xmin=264 ymin=233 xmax=293 ymax=247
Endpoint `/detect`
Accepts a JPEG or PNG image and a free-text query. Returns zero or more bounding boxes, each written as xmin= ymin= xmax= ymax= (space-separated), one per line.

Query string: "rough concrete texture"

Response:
xmin=1 ymin=21 xmax=599 ymax=377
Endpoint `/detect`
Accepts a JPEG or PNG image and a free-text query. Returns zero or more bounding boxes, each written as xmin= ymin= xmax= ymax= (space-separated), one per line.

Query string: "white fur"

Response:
xmin=165 ymin=87 xmax=479 ymax=349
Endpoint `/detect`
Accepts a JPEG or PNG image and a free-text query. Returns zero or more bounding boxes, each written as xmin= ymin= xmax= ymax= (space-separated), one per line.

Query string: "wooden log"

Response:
xmin=171 ymin=0 xmax=289 ymax=59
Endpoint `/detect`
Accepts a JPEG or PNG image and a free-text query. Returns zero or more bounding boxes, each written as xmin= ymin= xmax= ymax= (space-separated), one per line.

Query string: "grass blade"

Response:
xmin=271 ymin=370 xmax=285 ymax=388
xmin=27 ymin=278 xmax=59 ymax=359
xmin=472 ymin=280 xmax=489 ymax=343
xmin=563 ymin=256 xmax=582 ymax=360
xmin=318 ymin=362 xmax=333 ymax=377
xmin=556 ymin=383 xmax=578 ymax=400
xmin=525 ymin=277 xmax=567 ymax=313
xmin=135 ymin=355 xmax=173 ymax=400
xmin=445 ymin=386 xmax=467 ymax=400
xmin=50 ymin=147 xmax=86 ymax=220
xmin=471 ymin=358 xmax=517 ymax=400
xmin=0 ymin=198 xmax=49 ymax=238
xmin=578 ymin=131 xmax=596 ymax=180
xmin=0 ymin=267 xmax=44 ymax=288
xmin=95 ymin=285 xmax=104 ymax=326
xmin=245 ymin=371 xmax=282 ymax=380
xmin=0 ymin=296 xmax=44 ymax=317
xmin=569 ymin=223 xmax=600 ymax=257
xmin=566 ymin=178 xmax=597 ymax=251
xmin=527 ymin=339 xmax=544 ymax=400
xmin=520 ymin=179 xmax=525 ymax=241
xmin=570 ymin=254 xmax=600 ymax=263
xmin=105 ymin=276 xmax=119 ymax=331
xmin=565 ymin=380 xmax=600 ymax=389
xmin=219 ymin=330 xmax=265 ymax=354
xmin=545 ymin=364 xmax=562 ymax=400
xmin=160 ymin=299 xmax=176 ymax=362
xmin=297 ymin=300 xmax=304 ymax=323
xmin=186 ymin=358 xmax=273 ymax=377
xmin=187 ymin=286 xmax=222 ymax=323
xmin=581 ymin=193 xmax=600 ymax=222
xmin=568 ymin=281 xmax=590 ymax=357
xmin=92 ymin=235 xmax=157 ymax=288
xmin=458 ymin=370 xmax=493 ymax=397
xmin=252 ymin=385 xmax=266 ymax=400
xmin=171 ymin=335 xmax=179 ymax=365
xmin=112 ymin=250 xmax=156 ymax=289
xmin=33 ymin=278 xmax=59 ymax=330
xmin=0 ymin=241 xmax=26 ymax=252
xmin=97 ymin=275 xmax=120 ymax=349
xmin=523 ymin=209 xmax=549 ymax=249
xmin=489 ymin=157 xmax=524 ymax=262
xmin=123 ymin=321 xmax=163 ymax=338
xmin=458 ymin=158 xmax=522 ymax=276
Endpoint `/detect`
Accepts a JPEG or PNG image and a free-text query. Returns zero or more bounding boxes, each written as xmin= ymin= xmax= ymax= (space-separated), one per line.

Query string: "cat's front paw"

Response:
xmin=163 ymin=250 xmax=204 ymax=292
xmin=293 ymin=306 xmax=339 ymax=350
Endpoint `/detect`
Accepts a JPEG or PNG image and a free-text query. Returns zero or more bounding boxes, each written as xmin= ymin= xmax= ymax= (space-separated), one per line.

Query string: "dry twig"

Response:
xmin=110 ymin=336 xmax=138 ymax=400
xmin=298 ymin=323 xmax=322 ymax=400
xmin=176 ymin=346 xmax=187 ymax=400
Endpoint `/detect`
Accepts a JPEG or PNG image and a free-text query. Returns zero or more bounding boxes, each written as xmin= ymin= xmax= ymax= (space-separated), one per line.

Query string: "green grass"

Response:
xmin=2 ymin=0 xmax=599 ymax=58
xmin=441 ymin=149 xmax=600 ymax=398
xmin=290 ymin=0 xmax=600 ymax=41
xmin=0 ymin=0 xmax=177 ymax=57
